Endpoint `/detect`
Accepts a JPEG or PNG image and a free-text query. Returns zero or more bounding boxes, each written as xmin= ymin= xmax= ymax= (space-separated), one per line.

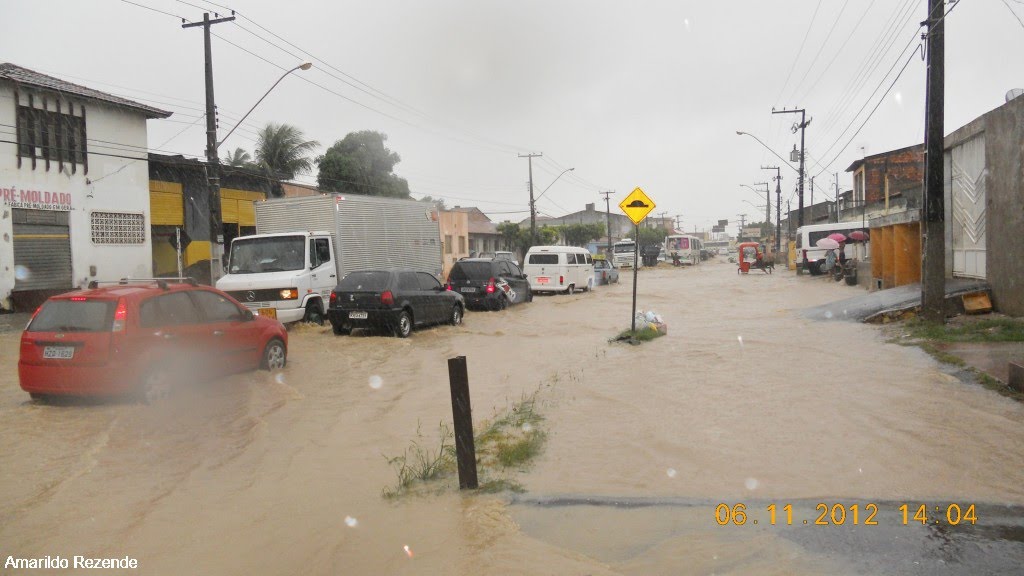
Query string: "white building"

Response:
xmin=0 ymin=64 xmax=170 ymax=311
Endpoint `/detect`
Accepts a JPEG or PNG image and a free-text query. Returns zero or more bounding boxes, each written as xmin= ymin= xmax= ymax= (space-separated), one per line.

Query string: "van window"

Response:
xmin=528 ymin=254 xmax=558 ymax=265
xmin=585 ymin=253 xmax=593 ymax=264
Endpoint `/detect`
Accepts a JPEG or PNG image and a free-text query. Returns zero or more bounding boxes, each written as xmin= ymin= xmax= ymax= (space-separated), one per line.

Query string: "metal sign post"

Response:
xmin=631 ymin=222 xmax=639 ymax=332
xmin=619 ymin=187 xmax=655 ymax=334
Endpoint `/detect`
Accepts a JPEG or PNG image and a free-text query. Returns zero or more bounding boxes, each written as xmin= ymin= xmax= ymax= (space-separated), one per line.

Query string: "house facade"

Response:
xmin=0 ymin=64 xmax=170 ymax=311
xmin=518 ymin=203 xmax=634 ymax=242
xmin=148 ymin=154 xmax=273 ymax=284
xmin=436 ymin=208 xmax=469 ymax=277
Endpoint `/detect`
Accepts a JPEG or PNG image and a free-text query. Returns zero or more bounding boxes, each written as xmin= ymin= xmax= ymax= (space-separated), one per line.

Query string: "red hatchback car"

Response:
xmin=18 ymin=279 xmax=288 ymax=403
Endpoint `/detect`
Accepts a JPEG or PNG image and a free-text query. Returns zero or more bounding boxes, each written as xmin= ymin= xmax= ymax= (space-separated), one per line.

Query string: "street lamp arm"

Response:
xmin=739 ymin=184 xmax=769 ymax=201
xmin=217 ymin=62 xmax=312 ymax=149
xmin=535 ymin=167 xmax=575 ymax=202
xmin=735 ymin=131 xmax=799 ymax=173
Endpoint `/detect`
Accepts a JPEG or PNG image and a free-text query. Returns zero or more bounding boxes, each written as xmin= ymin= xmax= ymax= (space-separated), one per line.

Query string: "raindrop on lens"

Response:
xmin=369 ymin=375 xmax=383 ymax=389
xmin=344 ymin=516 xmax=358 ymax=528
xmin=666 ymin=468 xmax=677 ymax=478
xmin=14 ymin=265 xmax=30 ymax=280
xmin=824 ymin=310 xmax=834 ymax=319
xmin=745 ymin=477 xmax=759 ymax=490
xmin=522 ymin=422 xmax=533 ymax=433
xmin=275 ymin=373 xmax=286 ymax=385
xmin=403 ymin=545 xmax=413 ymax=558
xmin=737 ymin=336 xmax=744 ymax=348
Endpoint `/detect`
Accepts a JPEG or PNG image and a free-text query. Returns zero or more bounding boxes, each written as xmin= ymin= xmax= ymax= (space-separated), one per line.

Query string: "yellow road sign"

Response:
xmin=619 ymin=187 xmax=656 ymax=225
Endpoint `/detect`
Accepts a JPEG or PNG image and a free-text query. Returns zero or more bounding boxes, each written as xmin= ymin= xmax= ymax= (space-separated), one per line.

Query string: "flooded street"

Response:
xmin=3 ymin=261 xmax=1024 ymax=574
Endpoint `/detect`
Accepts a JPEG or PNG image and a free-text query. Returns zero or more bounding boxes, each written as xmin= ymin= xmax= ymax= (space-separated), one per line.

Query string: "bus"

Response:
xmin=664 ymin=235 xmax=703 ymax=265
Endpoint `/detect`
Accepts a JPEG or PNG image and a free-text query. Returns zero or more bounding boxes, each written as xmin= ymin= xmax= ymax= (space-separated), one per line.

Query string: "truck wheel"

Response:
xmin=261 ymin=338 xmax=287 ymax=370
xmin=303 ymin=302 xmax=325 ymax=325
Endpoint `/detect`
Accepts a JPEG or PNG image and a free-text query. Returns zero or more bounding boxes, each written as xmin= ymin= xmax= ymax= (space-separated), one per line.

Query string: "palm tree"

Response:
xmin=223 ymin=147 xmax=253 ymax=168
xmin=255 ymin=123 xmax=320 ymax=180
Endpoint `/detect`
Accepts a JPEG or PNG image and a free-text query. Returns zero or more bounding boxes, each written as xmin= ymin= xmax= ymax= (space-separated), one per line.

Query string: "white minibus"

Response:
xmin=664 ymin=235 xmax=702 ymax=265
xmin=523 ymin=246 xmax=595 ymax=294
xmin=795 ymin=222 xmax=870 ymax=275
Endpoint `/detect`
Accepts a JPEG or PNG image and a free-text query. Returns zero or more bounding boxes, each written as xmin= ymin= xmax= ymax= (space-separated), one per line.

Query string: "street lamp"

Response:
xmin=531 ymin=167 xmax=574 ymax=244
xmin=218 ymin=62 xmax=312 ymax=148
xmin=207 ymin=62 xmax=312 ymax=283
xmin=735 ymin=131 xmax=799 ymax=172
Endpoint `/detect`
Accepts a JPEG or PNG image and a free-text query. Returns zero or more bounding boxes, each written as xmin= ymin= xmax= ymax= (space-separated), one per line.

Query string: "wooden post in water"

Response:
xmin=447 ymin=356 xmax=478 ymax=489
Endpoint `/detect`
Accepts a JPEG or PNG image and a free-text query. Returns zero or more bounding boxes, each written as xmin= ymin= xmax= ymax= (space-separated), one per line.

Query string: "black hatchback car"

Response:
xmin=446 ymin=258 xmax=532 ymax=311
xmin=328 ymin=270 xmax=465 ymax=337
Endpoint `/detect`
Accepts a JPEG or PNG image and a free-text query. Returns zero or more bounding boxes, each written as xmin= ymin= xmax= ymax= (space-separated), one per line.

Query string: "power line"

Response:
xmin=795 ymin=0 xmax=878 ymax=104
xmin=784 ymin=0 xmax=853 ymax=104
xmin=773 ymin=0 xmax=824 ymax=108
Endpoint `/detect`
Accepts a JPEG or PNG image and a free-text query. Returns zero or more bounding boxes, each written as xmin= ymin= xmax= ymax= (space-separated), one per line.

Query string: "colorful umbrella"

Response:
xmin=848 ymin=230 xmax=869 ymax=242
xmin=827 ymin=232 xmax=847 ymax=243
xmin=815 ymin=238 xmax=841 ymax=250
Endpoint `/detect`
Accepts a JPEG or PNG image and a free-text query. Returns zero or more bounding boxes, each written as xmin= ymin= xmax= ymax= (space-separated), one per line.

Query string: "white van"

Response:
xmin=523 ymin=246 xmax=595 ymax=294
xmin=795 ymin=222 xmax=870 ymax=275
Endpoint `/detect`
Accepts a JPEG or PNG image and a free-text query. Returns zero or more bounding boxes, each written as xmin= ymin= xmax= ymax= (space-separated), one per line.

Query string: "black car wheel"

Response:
xmin=450 ymin=305 xmax=463 ymax=325
xmin=332 ymin=322 xmax=351 ymax=336
xmin=394 ymin=310 xmax=413 ymax=338
xmin=496 ymin=296 xmax=508 ymax=311
xmin=261 ymin=338 xmax=287 ymax=370
xmin=525 ymin=287 xmax=533 ymax=303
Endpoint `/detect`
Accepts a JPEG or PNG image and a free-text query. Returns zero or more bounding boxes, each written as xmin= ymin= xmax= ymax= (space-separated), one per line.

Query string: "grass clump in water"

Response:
xmin=382 ymin=421 xmax=456 ymax=499
xmin=612 ymin=328 xmax=665 ymax=345
xmin=904 ymin=317 xmax=1024 ymax=343
xmin=382 ymin=389 xmax=547 ymax=498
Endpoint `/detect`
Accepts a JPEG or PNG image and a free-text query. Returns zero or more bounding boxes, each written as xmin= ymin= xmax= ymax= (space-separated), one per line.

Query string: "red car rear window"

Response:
xmin=27 ymin=300 xmax=116 ymax=333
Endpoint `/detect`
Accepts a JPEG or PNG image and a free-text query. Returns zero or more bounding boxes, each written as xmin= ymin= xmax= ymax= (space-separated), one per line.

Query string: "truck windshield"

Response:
xmin=228 ymin=236 xmax=306 ymax=274
xmin=613 ymin=243 xmax=635 ymax=253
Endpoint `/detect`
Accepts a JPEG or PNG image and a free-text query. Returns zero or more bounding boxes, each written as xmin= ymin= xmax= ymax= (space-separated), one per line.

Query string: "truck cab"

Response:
xmin=216 ymin=231 xmax=336 ymax=325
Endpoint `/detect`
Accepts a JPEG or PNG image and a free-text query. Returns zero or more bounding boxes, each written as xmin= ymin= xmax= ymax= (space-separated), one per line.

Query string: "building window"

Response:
xmin=16 ymin=98 xmax=87 ymax=170
xmin=445 ymin=234 xmax=453 ymax=254
xmin=91 ymin=212 xmax=146 ymax=245
xmin=458 ymin=235 xmax=466 ymax=254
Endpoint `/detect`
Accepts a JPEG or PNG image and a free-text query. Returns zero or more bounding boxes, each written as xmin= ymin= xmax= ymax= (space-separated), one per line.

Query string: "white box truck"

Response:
xmin=216 ymin=194 xmax=442 ymax=324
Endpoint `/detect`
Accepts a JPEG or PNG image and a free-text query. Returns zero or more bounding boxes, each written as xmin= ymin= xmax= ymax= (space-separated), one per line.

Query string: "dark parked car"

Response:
xmin=18 ymin=279 xmax=288 ymax=404
xmin=328 ymin=269 xmax=464 ymax=337
xmin=446 ymin=258 xmax=532 ymax=311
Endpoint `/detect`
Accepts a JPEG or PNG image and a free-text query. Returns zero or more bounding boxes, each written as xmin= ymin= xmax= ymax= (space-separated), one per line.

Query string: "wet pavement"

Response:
xmin=2 ymin=261 xmax=1023 ymax=575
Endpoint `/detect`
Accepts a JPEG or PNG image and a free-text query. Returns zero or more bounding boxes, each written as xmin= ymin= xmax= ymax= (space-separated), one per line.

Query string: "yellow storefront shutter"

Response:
xmin=149 ymin=181 xmax=184 ymax=226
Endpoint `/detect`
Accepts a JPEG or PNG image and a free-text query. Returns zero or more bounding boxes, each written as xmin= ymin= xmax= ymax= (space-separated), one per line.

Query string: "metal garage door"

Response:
xmin=12 ymin=208 xmax=73 ymax=291
xmin=949 ymin=135 xmax=986 ymax=279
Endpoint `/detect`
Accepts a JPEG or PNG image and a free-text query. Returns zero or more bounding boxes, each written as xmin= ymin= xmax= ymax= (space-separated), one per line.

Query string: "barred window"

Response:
xmin=16 ymin=98 xmax=88 ymax=171
xmin=91 ymin=212 xmax=146 ymax=245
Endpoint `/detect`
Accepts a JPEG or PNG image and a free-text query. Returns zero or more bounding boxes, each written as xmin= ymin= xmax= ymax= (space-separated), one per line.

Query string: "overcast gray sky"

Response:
xmin=4 ymin=0 xmax=1021 ymax=230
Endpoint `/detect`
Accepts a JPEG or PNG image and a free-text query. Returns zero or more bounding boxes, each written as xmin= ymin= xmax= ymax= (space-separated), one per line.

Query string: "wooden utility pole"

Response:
xmin=772 ymin=107 xmax=810 ymax=228
xmin=183 ymin=12 xmax=235 ymax=284
xmin=519 ymin=153 xmax=542 ymax=245
xmin=922 ymin=0 xmax=946 ymax=322
xmin=599 ymin=190 xmax=614 ymax=254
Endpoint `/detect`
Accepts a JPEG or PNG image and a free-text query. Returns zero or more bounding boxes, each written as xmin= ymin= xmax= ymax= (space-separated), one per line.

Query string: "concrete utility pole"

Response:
xmin=833 ymin=172 xmax=841 ymax=222
xmin=183 ymin=12 xmax=235 ymax=284
xmin=657 ymin=211 xmax=668 ymax=232
xmin=810 ymin=175 xmax=815 ymax=221
xmin=922 ymin=0 xmax=946 ymax=323
xmin=763 ymin=166 xmax=782 ymax=253
xmin=736 ymin=214 xmax=747 ymax=240
xmin=599 ymin=190 xmax=614 ymax=255
xmin=519 ymin=153 xmax=542 ymax=245
xmin=674 ymin=214 xmax=683 ymax=232
xmin=772 ymin=107 xmax=810 ymax=228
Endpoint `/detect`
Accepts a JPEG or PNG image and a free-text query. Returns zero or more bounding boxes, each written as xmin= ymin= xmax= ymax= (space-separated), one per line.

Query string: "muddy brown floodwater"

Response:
xmin=2 ymin=261 xmax=1024 ymax=575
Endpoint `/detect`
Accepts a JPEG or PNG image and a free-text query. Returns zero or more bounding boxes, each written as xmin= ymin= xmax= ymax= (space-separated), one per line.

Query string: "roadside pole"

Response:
xmin=631 ymin=223 xmax=639 ymax=332
xmin=447 ymin=356 xmax=478 ymax=489
xmin=618 ymin=188 xmax=655 ymax=334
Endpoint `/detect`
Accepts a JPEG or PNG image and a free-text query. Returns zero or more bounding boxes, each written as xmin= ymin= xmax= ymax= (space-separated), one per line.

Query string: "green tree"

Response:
xmin=556 ymin=223 xmax=606 ymax=247
xmin=497 ymin=221 xmax=523 ymax=252
xmin=636 ymin=226 xmax=668 ymax=246
xmin=419 ymin=195 xmax=447 ymax=210
xmin=223 ymin=147 xmax=253 ymax=168
xmin=255 ymin=123 xmax=320 ymax=180
xmin=316 ymin=130 xmax=411 ymax=198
